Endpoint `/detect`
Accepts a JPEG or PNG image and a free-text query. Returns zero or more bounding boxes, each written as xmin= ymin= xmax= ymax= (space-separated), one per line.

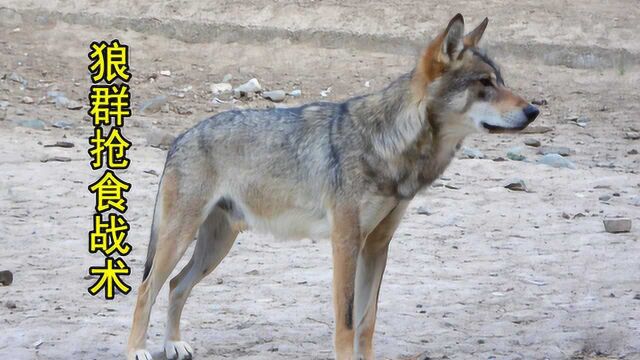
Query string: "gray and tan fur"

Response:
xmin=128 ymin=14 xmax=539 ymax=360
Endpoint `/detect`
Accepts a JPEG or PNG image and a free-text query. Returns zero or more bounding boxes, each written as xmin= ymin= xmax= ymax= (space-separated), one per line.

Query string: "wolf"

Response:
xmin=127 ymin=13 xmax=539 ymax=360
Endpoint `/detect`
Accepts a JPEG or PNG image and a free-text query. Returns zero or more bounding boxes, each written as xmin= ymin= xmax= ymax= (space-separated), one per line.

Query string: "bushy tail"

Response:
xmin=142 ymin=180 xmax=163 ymax=282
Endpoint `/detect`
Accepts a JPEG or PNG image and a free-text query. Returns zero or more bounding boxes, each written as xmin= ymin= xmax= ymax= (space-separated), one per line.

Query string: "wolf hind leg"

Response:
xmin=127 ymin=170 xmax=211 ymax=360
xmin=164 ymin=206 xmax=239 ymax=360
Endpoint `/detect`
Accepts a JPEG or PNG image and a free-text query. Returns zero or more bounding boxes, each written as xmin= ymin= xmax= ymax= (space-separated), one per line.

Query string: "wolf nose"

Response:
xmin=523 ymin=104 xmax=540 ymax=122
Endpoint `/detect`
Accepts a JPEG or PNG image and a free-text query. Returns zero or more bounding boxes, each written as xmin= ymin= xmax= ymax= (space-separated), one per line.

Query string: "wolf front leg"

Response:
xmin=353 ymin=202 xmax=408 ymax=360
xmin=330 ymin=204 xmax=363 ymax=360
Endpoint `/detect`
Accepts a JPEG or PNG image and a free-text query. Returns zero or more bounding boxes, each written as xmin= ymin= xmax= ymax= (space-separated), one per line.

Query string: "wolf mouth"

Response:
xmin=481 ymin=121 xmax=529 ymax=133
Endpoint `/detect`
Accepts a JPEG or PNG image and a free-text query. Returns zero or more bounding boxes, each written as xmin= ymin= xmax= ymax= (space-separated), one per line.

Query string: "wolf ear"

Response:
xmin=440 ymin=13 xmax=465 ymax=63
xmin=464 ymin=17 xmax=489 ymax=47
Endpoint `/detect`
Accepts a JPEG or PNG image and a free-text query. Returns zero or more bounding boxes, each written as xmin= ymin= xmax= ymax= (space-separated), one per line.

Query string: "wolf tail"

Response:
xmin=142 ymin=177 xmax=164 ymax=282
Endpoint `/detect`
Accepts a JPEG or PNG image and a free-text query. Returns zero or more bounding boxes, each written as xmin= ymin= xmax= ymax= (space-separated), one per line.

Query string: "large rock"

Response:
xmin=538 ymin=154 xmax=576 ymax=169
xmin=603 ymin=218 xmax=631 ymax=233
xmin=233 ymin=78 xmax=261 ymax=98
xmin=262 ymin=90 xmax=286 ymax=102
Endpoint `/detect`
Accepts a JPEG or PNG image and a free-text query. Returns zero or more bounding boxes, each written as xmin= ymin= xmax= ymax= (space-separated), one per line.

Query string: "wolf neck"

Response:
xmin=348 ymin=72 xmax=467 ymax=198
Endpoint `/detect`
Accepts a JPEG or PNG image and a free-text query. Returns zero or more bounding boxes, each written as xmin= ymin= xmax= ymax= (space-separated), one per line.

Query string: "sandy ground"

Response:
xmin=0 ymin=2 xmax=639 ymax=360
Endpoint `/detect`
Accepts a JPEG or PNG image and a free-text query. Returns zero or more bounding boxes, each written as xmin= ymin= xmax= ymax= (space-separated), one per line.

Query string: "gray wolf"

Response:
xmin=127 ymin=13 xmax=539 ymax=360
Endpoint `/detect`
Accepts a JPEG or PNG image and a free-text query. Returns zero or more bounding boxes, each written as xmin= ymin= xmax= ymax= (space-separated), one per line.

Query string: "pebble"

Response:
xmin=524 ymin=138 xmax=541 ymax=147
xmin=603 ymin=218 xmax=632 ymax=233
xmin=416 ymin=206 xmax=433 ymax=216
xmin=139 ymin=95 xmax=168 ymax=115
xmin=21 ymin=96 xmax=34 ymax=104
xmin=41 ymin=156 xmax=71 ymax=163
xmin=160 ymin=70 xmax=172 ymax=77
xmin=288 ymin=89 xmax=302 ymax=97
xmin=145 ymin=128 xmax=176 ymax=149
xmin=461 ymin=146 xmax=485 ymax=159
xmin=16 ymin=119 xmax=46 ymax=129
xmin=262 ymin=90 xmax=286 ymax=102
xmin=52 ymin=120 xmax=74 ymax=129
xmin=210 ymin=82 xmax=232 ymax=95
xmin=531 ymin=99 xmax=547 ymax=106
xmin=538 ymin=154 xmax=576 ymax=169
xmin=234 ymin=78 xmax=262 ymax=97
xmin=44 ymin=141 xmax=74 ymax=148
xmin=66 ymin=100 xmax=83 ymax=110
xmin=8 ymin=71 xmax=27 ymax=86
xmin=628 ymin=149 xmax=638 ymax=155
xmin=320 ymin=87 xmax=332 ymax=97
xmin=624 ymin=132 xmax=640 ymax=140
xmin=599 ymin=195 xmax=611 ymax=202
xmin=506 ymin=147 xmax=526 ymax=161
xmin=0 ymin=270 xmax=13 ymax=286
xmin=537 ymin=146 xmax=572 ymax=157
xmin=504 ymin=179 xmax=529 ymax=192
xmin=521 ymin=125 xmax=553 ymax=134
xmin=5 ymin=301 xmax=17 ymax=309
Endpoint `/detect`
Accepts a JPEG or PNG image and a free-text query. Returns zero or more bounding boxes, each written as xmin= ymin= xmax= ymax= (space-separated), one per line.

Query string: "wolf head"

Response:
xmin=413 ymin=14 xmax=539 ymax=133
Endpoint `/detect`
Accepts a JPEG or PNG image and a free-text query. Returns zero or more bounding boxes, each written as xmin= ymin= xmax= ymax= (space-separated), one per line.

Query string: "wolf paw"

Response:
xmin=165 ymin=341 xmax=194 ymax=360
xmin=128 ymin=349 xmax=153 ymax=360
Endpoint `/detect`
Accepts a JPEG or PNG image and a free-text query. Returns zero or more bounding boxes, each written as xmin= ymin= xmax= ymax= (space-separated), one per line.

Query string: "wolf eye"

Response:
xmin=479 ymin=78 xmax=493 ymax=87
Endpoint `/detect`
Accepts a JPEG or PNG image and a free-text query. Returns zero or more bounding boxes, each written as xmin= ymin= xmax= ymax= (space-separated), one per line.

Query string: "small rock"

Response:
xmin=15 ymin=108 xmax=25 ymax=116
xmin=523 ymin=138 xmax=541 ymax=147
xmin=216 ymin=278 xmax=224 ymax=285
xmin=145 ymin=128 xmax=175 ymax=149
xmin=599 ymin=195 xmax=611 ymax=202
xmin=537 ymin=146 xmax=572 ymax=157
xmin=21 ymin=96 xmax=34 ymax=104
xmin=504 ymin=179 xmax=529 ymax=192
xmin=492 ymin=156 xmax=507 ymax=162
xmin=16 ymin=119 xmax=46 ymax=129
xmin=160 ymin=70 xmax=171 ymax=77
xmin=246 ymin=269 xmax=260 ymax=276
xmin=416 ymin=206 xmax=433 ymax=216
xmin=41 ymin=156 xmax=72 ymax=163
xmin=222 ymin=73 xmax=233 ymax=82
xmin=461 ymin=146 xmax=485 ymax=159
xmin=603 ymin=218 xmax=631 ymax=233
xmin=44 ymin=141 xmax=74 ymax=148
xmin=66 ymin=100 xmax=83 ymax=110
xmin=210 ymin=82 xmax=232 ymax=95
xmin=288 ymin=89 xmax=302 ymax=97
xmin=624 ymin=132 xmax=640 ymax=140
xmin=628 ymin=149 xmax=638 ymax=155
xmin=262 ymin=90 xmax=286 ymax=102
xmin=521 ymin=125 xmax=553 ymax=134
xmin=139 ymin=96 xmax=168 ymax=115
xmin=0 ymin=270 xmax=13 ymax=286
xmin=506 ymin=147 xmax=526 ymax=161
xmin=538 ymin=154 xmax=576 ymax=169
xmin=32 ymin=340 xmax=43 ymax=349
xmin=5 ymin=300 xmax=17 ymax=309
xmin=561 ymin=212 xmax=571 ymax=219
xmin=52 ymin=120 xmax=74 ymax=129
xmin=531 ymin=99 xmax=547 ymax=106
xmin=634 ymin=294 xmax=640 ymax=300
xmin=8 ymin=72 xmax=27 ymax=86
xmin=234 ymin=78 xmax=262 ymax=97
xmin=320 ymin=87 xmax=332 ymax=97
